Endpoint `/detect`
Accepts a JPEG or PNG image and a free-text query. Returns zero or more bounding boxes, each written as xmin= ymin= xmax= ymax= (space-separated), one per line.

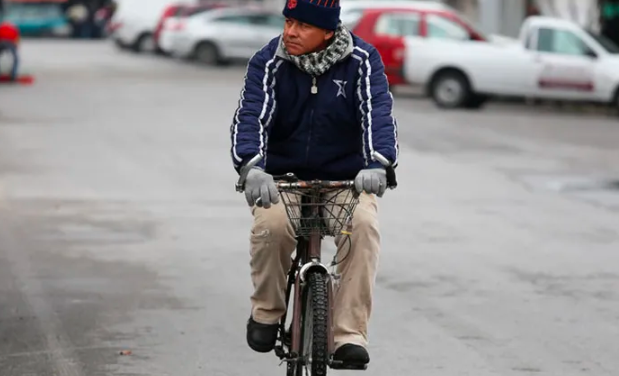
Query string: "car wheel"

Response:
xmin=194 ymin=41 xmax=221 ymax=66
xmin=134 ymin=33 xmax=155 ymax=53
xmin=113 ymin=38 xmax=129 ymax=50
xmin=613 ymin=87 xmax=619 ymax=116
xmin=430 ymin=70 xmax=471 ymax=109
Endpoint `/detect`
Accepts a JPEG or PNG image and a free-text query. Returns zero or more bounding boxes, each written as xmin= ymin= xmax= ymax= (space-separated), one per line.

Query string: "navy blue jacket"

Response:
xmin=230 ymin=31 xmax=399 ymax=181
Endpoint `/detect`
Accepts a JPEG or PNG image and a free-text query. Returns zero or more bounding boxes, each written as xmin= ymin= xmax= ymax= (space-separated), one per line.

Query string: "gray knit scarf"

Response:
xmin=281 ymin=23 xmax=352 ymax=77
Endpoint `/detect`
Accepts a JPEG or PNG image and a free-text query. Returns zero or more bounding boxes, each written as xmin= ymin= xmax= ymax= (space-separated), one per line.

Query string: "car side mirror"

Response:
xmin=585 ymin=49 xmax=597 ymax=59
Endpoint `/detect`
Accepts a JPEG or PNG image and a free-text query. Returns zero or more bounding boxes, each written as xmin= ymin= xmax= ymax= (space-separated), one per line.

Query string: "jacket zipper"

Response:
xmin=305 ymin=76 xmax=318 ymax=165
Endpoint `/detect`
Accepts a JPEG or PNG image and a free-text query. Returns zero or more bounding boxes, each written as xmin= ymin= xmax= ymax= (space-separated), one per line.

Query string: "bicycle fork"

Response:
xmin=276 ymin=236 xmax=336 ymax=368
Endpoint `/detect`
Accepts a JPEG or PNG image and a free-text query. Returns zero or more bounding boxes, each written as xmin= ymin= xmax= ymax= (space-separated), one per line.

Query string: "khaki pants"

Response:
xmin=248 ymin=192 xmax=380 ymax=350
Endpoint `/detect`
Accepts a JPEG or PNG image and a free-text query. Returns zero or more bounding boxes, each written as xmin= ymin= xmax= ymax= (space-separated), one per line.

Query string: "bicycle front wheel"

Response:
xmin=299 ymin=271 xmax=329 ymax=376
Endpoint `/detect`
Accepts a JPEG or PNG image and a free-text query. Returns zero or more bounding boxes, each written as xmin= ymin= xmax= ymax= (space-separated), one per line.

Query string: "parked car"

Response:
xmin=402 ymin=16 xmax=619 ymax=109
xmin=341 ymin=0 xmax=488 ymax=87
xmin=152 ymin=3 xmax=187 ymax=54
xmin=110 ymin=0 xmax=186 ymax=53
xmin=3 ymin=0 xmax=71 ymax=37
xmin=156 ymin=2 xmax=228 ymax=56
xmin=167 ymin=7 xmax=284 ymax=65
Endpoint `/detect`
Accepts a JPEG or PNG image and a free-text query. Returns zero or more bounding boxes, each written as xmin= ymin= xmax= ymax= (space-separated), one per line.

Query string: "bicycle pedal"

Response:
xmin=274 ymin=346 xmax=286 ymax=359
xmin=330 ymin=360 xmax=368 ymax=370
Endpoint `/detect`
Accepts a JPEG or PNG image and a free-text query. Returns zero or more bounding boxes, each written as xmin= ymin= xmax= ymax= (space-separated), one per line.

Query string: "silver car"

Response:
xmin=171 ymin=7 xmax=285 ymax=65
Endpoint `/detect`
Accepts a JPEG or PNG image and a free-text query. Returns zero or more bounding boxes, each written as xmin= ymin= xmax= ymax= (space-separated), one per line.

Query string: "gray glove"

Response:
xmin=244 ymin=168 xmax=279 ymax=208
xmin=354 ymin=168 xmax=387 ymax=197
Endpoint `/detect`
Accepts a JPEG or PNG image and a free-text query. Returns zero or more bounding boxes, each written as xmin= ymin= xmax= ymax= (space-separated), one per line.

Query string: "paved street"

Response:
xmin=1 ymin=39 xmax=618 ymax=376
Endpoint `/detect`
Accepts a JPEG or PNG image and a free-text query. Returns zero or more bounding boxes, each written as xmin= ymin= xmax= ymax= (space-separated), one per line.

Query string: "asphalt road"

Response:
xmin=1 ymin=40 xmax=618 ymax=376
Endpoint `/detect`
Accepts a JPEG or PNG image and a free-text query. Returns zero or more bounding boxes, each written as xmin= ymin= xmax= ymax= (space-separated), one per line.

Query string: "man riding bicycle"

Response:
xmin=230 ymin=0 xmax=399 ymax=367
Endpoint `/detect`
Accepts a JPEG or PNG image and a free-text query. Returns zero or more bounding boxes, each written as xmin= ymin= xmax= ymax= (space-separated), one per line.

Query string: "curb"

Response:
xmin=499 ymin=96 xmax=618 ymax=117
xmin=393 ymin=86 xmax=618 ymax=117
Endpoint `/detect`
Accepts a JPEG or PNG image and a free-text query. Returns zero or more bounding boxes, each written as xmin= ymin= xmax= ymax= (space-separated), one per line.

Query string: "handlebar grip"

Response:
xmin=385 ymin=165 xmax=397 ymax=189
xmin=372 ymin=151 xmax=397 ymax=190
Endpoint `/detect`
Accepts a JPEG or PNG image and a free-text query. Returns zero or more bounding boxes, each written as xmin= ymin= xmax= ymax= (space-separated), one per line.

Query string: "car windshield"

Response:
xmin=585 ymin=30 xmax=619 ymax=54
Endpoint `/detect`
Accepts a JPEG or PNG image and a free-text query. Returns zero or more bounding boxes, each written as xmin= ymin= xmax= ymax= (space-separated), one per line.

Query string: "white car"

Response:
xmin=168 ymin=7 xmax=285 ymax=65
xmin=157 ymin=5 xmax=222 ymax=55
xmin=402 ymin=15 xmax=619 ymax=109
xmin=110 ymin=0 xmax=190 ymax=53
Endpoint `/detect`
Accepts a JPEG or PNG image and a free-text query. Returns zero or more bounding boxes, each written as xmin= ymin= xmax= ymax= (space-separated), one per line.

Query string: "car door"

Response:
xmin=423 ymin=12 xmax=533 ymax=96
xmin=530 ymin=26 xmax=599 ymax=100
xmin=211 ymin=14 xmax=255 ymax=59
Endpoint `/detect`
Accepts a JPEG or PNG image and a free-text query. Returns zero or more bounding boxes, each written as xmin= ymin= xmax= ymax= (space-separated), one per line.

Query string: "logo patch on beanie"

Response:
xmin=287 ymin=0 xmax=297 ymax=9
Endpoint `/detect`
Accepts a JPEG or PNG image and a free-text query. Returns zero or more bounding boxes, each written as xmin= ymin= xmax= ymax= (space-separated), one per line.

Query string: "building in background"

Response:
xmin=444 ymin=0 xmax=602 ymax=37
xmin=534 ymin=0 xmax=599 ymax=29
xmin=441 ymin=0 xmax=526 ymax=37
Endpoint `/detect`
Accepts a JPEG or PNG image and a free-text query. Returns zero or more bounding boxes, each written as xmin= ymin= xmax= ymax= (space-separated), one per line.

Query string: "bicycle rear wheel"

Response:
xmin=298 ymin=271 xmax=329 ymax=376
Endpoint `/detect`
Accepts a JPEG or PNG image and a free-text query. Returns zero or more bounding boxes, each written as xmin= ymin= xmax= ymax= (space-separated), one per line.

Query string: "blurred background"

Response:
xmin=1 ymin=0 xmax=616 ymax=40
xmin=4 ymin=0 xmax=617 ymax=107
xmin=1 ymin=1 xmax=619 ymax=375
xmin=0 ymin=0 xmax=616 ymax=43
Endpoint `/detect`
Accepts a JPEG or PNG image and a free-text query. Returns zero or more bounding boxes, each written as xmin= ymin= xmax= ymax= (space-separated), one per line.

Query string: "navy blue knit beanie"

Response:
xmin=282 ymin=0 xmax=341 ymax=31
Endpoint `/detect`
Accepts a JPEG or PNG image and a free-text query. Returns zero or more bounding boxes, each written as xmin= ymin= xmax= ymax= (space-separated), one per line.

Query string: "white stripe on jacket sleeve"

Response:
xmin=353 ymin=45 xmax=399 ymax=168
xmin=231 ymin=52 xmax=279 ymax=169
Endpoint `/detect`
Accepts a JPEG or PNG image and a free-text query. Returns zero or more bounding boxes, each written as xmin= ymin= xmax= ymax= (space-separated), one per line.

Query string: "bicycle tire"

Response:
xmin=299 ymin=271 xmax=329 ymax=376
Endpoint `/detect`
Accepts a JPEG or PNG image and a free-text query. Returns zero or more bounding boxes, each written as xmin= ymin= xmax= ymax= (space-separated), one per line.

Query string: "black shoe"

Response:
xmin=246 ymin=316 xmax=279 ymax=353
xmin=333 ymin=344 xmax=370 ymax=365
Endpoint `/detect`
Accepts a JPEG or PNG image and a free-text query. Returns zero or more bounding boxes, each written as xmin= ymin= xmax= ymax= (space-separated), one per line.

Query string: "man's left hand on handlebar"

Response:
xmin=354 ymin=168 xmax=387 ymax=198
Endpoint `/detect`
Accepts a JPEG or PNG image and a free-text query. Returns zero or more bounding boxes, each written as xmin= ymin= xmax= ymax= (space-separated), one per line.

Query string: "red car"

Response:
xmin=347 ymin=6 xmax=487 ymax=87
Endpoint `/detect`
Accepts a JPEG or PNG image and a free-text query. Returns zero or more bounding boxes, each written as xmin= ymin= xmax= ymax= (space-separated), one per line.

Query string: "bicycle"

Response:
xmin=236 ymin=152 xmax=397 ymax=376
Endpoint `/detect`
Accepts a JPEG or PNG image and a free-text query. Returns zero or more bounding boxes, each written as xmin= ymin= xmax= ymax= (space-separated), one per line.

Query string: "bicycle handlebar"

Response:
xmin=274 ymin=177 xmax=355 ymax=191
xmin=235 ymin=153 xmax=397 ymax=193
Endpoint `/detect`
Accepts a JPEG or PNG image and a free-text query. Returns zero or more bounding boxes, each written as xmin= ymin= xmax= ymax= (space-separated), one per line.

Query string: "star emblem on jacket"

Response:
xmin=333 ymin=79 xmax=347 ymax=98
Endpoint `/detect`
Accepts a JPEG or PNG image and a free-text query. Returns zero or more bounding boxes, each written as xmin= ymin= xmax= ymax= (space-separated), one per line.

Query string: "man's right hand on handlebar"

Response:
xmin=244 ymin=167 xmax=280 ymax=209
